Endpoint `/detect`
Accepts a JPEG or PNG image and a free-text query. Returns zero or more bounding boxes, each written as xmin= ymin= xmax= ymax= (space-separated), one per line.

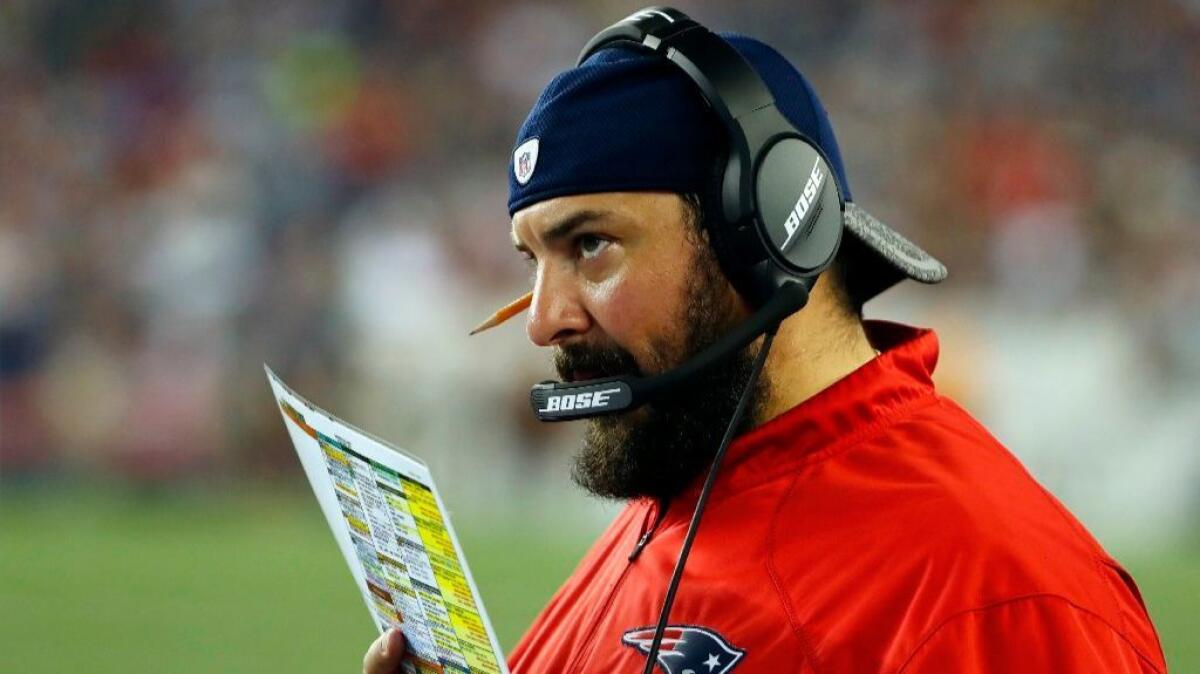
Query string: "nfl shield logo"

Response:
xmin=513 ymin=137 xmax=539 ymax=185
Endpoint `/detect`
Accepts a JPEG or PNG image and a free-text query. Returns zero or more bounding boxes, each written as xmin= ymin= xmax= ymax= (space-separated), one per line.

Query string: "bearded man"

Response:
xmin=365 ymin=10 xmax=1165 ymax=674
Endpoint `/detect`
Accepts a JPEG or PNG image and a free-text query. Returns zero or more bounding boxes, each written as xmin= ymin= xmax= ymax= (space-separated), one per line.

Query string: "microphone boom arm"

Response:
xmin=530 ymin=280 xmax=810 ymax=421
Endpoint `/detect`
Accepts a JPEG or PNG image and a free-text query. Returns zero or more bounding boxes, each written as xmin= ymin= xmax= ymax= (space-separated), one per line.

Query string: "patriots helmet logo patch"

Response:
xmin=622 ymin=625 xmax=745 ymax=674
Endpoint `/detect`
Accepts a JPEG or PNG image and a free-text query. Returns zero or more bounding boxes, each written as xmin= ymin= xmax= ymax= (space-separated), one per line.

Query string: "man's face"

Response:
xmin=511 ymin=192 xmax=768 ymax=501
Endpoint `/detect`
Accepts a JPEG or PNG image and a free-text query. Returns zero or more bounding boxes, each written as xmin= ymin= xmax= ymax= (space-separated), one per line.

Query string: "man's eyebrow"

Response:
xmin=512 ymin=209 xmax=610 ymax=254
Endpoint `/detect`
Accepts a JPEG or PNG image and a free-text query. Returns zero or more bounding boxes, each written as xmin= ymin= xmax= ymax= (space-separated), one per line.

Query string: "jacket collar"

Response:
xmin=667 ymin=321 xmax=941 ymax=516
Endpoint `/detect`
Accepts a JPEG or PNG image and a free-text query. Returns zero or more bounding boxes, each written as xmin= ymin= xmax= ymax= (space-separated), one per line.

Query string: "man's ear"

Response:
xmin=677 ymin=193 xmax=711 ymax=250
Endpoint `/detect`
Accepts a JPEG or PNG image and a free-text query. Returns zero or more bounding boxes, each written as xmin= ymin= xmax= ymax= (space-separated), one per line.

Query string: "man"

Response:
xmin=366 ymin=12 xmax=1166 ymax=674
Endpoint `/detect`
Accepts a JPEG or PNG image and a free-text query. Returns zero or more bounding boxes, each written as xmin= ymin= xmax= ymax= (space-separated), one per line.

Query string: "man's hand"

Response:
xmin=362 ymin=628 xmax=406 ymax=674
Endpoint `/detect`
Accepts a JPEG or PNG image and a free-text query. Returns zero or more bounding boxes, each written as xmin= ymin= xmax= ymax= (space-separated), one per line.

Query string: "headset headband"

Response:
xmin=576 ymin=6 xmax=844 ymax=302
xmin=579 ymin=8 xmax=785 ymax=225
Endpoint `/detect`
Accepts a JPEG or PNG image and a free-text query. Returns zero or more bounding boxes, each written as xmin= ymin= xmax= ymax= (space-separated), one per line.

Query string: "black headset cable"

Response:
xmin=640 ymin=323 xmax=779 ymax=674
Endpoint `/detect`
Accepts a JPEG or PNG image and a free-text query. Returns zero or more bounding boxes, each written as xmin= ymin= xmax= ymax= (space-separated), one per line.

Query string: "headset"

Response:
xmin=530 ymin=6 xmax=846 ymax=423
xmin=525 ymin=8 xmax=848 ymax=674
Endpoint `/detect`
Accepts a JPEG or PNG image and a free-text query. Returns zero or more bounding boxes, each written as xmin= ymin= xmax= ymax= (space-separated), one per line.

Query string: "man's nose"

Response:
xmin=526 ymin=265 xmax=590 ymax=347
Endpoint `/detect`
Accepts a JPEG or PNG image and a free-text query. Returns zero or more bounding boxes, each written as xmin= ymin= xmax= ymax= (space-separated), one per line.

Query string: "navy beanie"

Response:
xmin=507 ymin=33 xmax=854 ymax=215
xmin=505 ymin=31 xmax=947 ymax=302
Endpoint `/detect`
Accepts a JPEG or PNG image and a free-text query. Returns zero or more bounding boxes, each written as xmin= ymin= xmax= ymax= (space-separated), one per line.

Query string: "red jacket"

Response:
xmin=508 ymin=322 xmax=1166 ymax=673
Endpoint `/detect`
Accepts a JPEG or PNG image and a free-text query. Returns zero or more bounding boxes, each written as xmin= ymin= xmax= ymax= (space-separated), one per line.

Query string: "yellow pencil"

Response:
xmin=469 ymin=291 xmax=533 ymax=335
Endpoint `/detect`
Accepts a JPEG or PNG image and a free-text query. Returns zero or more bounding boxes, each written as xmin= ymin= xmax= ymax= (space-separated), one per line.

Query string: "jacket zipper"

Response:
xmin=565 ymin=498 xmax=671 ymax=674
xmin=628 ymin=498 xmax=668 ymax=561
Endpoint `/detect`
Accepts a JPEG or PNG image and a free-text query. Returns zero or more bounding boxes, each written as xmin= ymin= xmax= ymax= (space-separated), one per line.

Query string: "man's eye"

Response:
xmin=577 ymin=235 xmax=610 ymax=260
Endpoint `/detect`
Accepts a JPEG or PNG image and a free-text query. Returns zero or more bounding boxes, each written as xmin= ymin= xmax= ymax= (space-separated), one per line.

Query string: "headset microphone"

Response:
xmin=529 ymin=279 xmax=810 ymax=421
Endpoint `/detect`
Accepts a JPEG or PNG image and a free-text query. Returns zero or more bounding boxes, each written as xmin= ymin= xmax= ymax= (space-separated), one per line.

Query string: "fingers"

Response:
xmin=363 ymin=628 xmax=407 ymax=674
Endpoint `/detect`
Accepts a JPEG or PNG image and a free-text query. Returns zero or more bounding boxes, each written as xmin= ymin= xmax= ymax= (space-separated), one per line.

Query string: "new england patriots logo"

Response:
xmin=622 ymin=625 xmax=745 ymax=674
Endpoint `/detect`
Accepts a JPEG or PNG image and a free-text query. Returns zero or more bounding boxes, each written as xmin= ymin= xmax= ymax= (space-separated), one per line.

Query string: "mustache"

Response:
xmin=554 ymin=342 xmax=643 ymax=382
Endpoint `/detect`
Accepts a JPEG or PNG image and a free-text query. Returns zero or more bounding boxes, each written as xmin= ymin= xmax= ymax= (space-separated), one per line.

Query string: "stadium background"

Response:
xmin=1 ymin=0 xmax=1197 ymax=671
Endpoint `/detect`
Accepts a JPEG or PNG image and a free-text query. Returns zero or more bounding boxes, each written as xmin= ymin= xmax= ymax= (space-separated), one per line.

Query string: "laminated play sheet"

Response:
xmin=266 ymin=367 xmax=508 ymax=674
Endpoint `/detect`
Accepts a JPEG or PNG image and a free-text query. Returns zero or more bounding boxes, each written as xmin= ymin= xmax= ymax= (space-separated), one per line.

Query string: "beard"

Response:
xmin=555 ymin=246 xmax=771 ymax=502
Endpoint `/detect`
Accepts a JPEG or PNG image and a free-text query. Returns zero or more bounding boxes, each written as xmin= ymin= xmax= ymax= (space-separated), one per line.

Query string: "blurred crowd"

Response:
xmin=1 ymin=0 xmax=1197 ymax=541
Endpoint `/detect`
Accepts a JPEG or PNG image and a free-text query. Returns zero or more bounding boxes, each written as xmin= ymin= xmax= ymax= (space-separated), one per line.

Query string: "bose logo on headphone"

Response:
xmin=782 ymin=158 xmax=826 ymax=250
xmin=538 ymin=388 xmax=621 ymax=413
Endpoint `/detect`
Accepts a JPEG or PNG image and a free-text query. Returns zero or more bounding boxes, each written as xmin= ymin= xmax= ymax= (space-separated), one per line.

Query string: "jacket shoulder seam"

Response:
xmin=892 ymin=593 xmax=1165 ymax=674
xmin=765 ymin=469 xmax=823 ymax=672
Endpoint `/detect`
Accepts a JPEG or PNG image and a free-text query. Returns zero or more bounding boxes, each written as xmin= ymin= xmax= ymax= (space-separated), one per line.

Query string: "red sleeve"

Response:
xmin=897 ymin=595 xmax=1165 ymax=674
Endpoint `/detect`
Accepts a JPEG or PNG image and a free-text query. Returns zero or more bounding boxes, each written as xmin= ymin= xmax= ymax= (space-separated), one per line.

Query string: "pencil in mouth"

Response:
xmin=469 ymin=291 xmax=533 ymax=335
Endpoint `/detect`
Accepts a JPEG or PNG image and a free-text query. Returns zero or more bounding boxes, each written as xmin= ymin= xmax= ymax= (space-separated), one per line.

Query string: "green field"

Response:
xmin=1 ymin=488 xmax=1195 ymax=672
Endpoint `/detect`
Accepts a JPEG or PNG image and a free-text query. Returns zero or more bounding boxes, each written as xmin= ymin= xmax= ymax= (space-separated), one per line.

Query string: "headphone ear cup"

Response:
xmin=754 ymin=137 xmax=843 ymax=276
xmin=696 ymin=151 xmax=778 ymax=307
xmin=696 ymin=152 xmax=736 ymax=274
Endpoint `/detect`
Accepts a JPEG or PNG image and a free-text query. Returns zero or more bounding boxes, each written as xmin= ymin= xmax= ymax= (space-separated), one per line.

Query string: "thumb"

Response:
xmin=363 ymin=628 xmax=406 ymax=674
